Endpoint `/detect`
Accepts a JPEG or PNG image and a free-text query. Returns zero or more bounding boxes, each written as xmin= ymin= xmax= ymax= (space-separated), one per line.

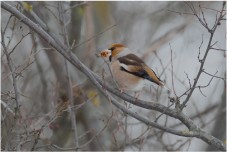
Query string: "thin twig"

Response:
xmin=2 ymin=27 xmax=21 ymax=151
xmin=203 ymin=70 xmax=225 ymax=81
xmin=1 ymin=30 xmax=20 ymax=114
xmin=200 ymin=6 xmax=223 ymax=13
xmin=154 ymin=103 xmax=174 ymax=123
xmin=8 ymin=32 xmax=31 ymax=55
xmin=169 ymin=43 xmax=177 ymax=97
xmin=199 ymin=71 xmax=218 ymax=89
xmin=3 ymin=14 xmax=13 ymax=35
xmin=5 ymin=16 xmax=17 ymax=50
xmin=31 ymin=126 xmax=44 ymax=151
xmin=18 ymin=2 xmax=48 ymax=31
xmin=58 ymin=1 xmax=79 ymax=148
xmin=185 ymin=2 xmax=210 ymax=31
xmin=1 ymin=100 xmax=15 ymax=116
xmin=210 ymin=47 xmax=227 ymax=51
xmin=182 ymin=1 xmax=226 ymax=108
xmin=198 ymin=34 xmax=203 ymax=62
xmin=115 ymin=103 xmax=218 ymax=151
xmin=64 ymin=1 xmax=87 ymax=13
xmin=199 ymin=3 xmax=209 ymax=29
xmin=184 ymin=72 xmax=192 ymax=89
xmin=167 ymin=9 xmax=194 ymax=16
xmin=71 ymin=24 xmax=117 ymax=50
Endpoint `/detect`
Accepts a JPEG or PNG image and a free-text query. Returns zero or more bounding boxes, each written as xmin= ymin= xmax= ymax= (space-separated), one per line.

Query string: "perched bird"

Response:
xmin=99 ymin=43 xmax=165 ymax=92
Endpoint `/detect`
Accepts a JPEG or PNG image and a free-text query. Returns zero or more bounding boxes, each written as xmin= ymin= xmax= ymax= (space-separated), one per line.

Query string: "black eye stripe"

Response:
xmin=108 ymin=47 xmax=115 ymax=51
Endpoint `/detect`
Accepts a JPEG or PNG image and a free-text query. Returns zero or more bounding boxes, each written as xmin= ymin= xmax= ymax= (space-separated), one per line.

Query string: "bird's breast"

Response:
xmin=111 ymin=61 xmax=145 ymax=91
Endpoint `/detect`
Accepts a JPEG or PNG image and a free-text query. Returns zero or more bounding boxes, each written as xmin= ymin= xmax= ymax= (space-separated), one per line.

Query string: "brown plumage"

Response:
xmin=108 ymin=44 xmax=125 ymax=57
xmin=99 ymin=44 xmax=164 ymax=91
xmin=118 ymin=54 xmax=164 ymax=87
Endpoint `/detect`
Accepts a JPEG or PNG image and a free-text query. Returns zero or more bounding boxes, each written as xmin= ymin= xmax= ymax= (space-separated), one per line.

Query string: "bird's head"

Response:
xmin=99 ymin=43 xmax=126 ymax=62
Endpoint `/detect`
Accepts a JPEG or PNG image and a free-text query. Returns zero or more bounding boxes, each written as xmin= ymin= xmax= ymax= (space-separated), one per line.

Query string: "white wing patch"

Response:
xmin=120 ymin=63 xmax=129 ymax=71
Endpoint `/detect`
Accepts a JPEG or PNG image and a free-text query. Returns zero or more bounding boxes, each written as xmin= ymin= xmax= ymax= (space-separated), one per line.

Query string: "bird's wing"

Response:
xmin=118 ymin=53 xmax=144 ymax=66
xmin=143 ymin=65 xmax=164 ymax=86
xmin=118 ymin=54 xmax=163 ymax=86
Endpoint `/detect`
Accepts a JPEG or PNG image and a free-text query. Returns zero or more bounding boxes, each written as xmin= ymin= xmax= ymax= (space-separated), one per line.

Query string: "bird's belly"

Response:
xmin=111 ymin=64 xmax=145 ymax=91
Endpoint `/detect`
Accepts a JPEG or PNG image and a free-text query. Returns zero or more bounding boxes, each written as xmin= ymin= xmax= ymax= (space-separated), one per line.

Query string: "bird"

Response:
xmin=99 ymin=43 xmax=165 ymax=93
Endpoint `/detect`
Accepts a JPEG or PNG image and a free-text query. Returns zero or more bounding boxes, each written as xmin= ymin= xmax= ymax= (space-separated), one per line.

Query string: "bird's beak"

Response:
xmin=98 ymin=49 xmax=111 ymax=58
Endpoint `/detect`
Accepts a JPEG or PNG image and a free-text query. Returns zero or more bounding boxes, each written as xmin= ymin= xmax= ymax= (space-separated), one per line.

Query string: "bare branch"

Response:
xmin=185 ymin=2 xmax=205 ymax=27
xmin=58 ymin=1 xmax=79 ymax=148
xmin=199 ymin=3 xmax=209 ymax=29
xmin=8 ymin=32 xmax=31 ymax=56
xmin=169 ymin=43 xmax=177 ymax=97
xmin=210 ymin=47 xmax=227 ymax=51
xmin=1 ymin=100 xmax=15 ymax=116
xmin=184 ymin=72 xmax=192 ymax=89
xmin=1 ymin=30 xmax=19 ymax=113
xmin=115 ymin=103 xmax=218 ymax=150
xmin=203 ymin=70 xmax=226 ymax=81
xmin=167 ymin=9 xmax=194 ymax=16
xmin=71 ymin=24 xmax=117 ymax=50
xmin=1 ymin=23 xmax=21 ymax=152
xmin=182 ymin=2 xmax=226 ymax=108
xmin=31 ymin=126 xmax=44 ymax=151
xmin=200 ymin=6 xmax=224 ymax=13
xmin=18 ymin=2 xmax=48 ymax=31
xmin=198 ymin=34 xmax=203 ymax=62
xmin=63 ymin=1 xmax=87 ymax=13
xmin=154 ymin=103 xmax=174 ymax=123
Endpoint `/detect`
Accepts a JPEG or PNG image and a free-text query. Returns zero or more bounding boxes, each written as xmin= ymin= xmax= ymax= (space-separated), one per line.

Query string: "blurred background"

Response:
xmin=1 ymin=1 xmax=226 ymax=151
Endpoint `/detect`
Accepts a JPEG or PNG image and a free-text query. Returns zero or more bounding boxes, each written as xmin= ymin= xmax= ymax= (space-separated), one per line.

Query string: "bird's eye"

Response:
xmin=108 ymin=47 xmax=115 ymax=51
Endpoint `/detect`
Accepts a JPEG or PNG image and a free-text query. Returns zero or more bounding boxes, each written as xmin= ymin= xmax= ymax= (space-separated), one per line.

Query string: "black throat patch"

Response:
xmin=109 ymin=55 xmax=112 ymax=62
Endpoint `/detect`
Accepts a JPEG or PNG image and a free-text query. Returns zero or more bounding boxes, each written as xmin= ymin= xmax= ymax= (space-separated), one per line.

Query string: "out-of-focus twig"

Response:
xmin=142 ymin=21 xmax=191 ymax=60
xmin=8 ymin=32 xmax=31 ymax=55
xmin=71 ymin=23 xmax=117 ymax=50
xmin=1 ymin=22 xmax=21 ymax=152
xmin=64 ymin=1 xmax=87 ymax=13
xmin=58 ymin=1 xmax=79 ymax=148
xmin=1 ymin=100 xmax=15 ymax=116
xmin=169 ymin=43 xmax=177 ymax=97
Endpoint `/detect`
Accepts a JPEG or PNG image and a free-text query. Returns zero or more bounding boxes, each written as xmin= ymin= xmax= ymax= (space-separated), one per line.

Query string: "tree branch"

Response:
xmin=182 ymin=2 xmax=226 ymax=108
xmin=1 ymin=16 xmax=21 ymax=151
xmin=58 ymin=1 xmax=79 ymax=148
